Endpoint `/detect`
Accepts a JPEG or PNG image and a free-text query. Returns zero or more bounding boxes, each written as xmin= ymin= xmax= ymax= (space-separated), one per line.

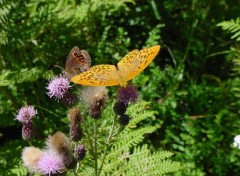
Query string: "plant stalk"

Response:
xmin=98 ymin=116 xmax=116 ymax=176
xmin=94 ymin=119 xmax=98 ymax=176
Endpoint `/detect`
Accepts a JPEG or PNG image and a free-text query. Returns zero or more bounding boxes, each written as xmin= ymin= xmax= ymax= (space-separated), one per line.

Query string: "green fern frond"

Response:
xmin=145 ymin=24 xmax=164 ymax=46
xmin=108 ymin=145 xmax=181 ymax=176
xmin=0 ymin=0 xmax=17 ymax=45
xmin=107 ymin=126 xmax=157 ymax=158
xmin=9 ymin=166 xmax=28 ymax=176
xmin=217 ymin=17 xmax=240 ymax=41
xmin=230 ymin=47 xmax=240 ymax=75
xmin=127 ymin=101 xmax=158 ymax=128
xmin=98 ymin=101 xmax=180 ymax=175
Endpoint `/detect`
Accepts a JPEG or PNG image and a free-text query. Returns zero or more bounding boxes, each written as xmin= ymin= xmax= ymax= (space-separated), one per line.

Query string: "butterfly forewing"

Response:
xmin=117 ymin=49 xmax=139 ymax=69
xmin=78 ymin=50 xmax=91 ymax=71
xmin=118 ymin=45 xmax=160 ymax=81
xmin=71 ymin=65 xmax=119 ymax=86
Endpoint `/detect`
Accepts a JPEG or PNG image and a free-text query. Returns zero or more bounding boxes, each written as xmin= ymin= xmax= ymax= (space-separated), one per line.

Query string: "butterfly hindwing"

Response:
xmin=71 ymin=65 xmax=119 ymax=86
xmin=65 ymin=46 xmax=91 ymax=76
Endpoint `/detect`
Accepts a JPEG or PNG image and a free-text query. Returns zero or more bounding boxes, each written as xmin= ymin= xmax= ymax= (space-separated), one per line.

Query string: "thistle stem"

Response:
xmin=84 ymin=125 xmax=95 ymax=156
xmin=27 ymin=141 xmax=33 ymax=146
xmin=94 ymin=119 xmax=98 ymax=176
xmin=98 ymin=116 xmax=116 ymax=176
xmin=73 ymin=163 xmax=78 ymax=176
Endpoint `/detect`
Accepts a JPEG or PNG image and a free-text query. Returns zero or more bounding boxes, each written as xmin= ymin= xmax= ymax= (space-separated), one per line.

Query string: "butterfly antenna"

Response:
xmin=53 ymin=65 xmax=64 ymax=71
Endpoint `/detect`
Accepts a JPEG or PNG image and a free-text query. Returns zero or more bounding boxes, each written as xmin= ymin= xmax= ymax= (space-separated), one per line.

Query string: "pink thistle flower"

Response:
xmin=16 ymin=105 xmax=37 ymax=123
xmin=46 ymin=75 xmax=71 ymax=100
xmin=37 ymin=150 xmax=65 ymax=175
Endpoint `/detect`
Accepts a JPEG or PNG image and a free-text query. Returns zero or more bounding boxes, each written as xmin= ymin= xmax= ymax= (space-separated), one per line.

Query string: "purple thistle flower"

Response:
xmin=16 ymin=105 xmax=37 ymax=123
xmin=118 ymin=85 xmax=138 ymax=105
xmin=46 ymin=75 xmax=71 ymax=100
xmin=37 ymin=150 xmax=65 ymax=175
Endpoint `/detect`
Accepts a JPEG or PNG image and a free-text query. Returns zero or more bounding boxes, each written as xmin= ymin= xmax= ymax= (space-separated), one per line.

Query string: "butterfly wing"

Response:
xmin=71 ymin=65 xmax=120 ymax=86
xmin=78 ymin=50 xmax=91 ymax=71
xmin=117 ymin=45 xmax=160 ymax=81
xmin=65 ymin=47 xmax=91 ymax=77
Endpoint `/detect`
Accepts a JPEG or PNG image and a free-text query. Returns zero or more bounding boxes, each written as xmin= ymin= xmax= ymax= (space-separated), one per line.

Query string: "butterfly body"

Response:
xmin=71 ymin=45 xmax=160 ymax=87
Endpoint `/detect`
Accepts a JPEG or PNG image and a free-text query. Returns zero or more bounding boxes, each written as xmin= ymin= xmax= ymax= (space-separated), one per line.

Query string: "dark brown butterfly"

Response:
xmin=65 ymin=46 xmax=91 ymax=78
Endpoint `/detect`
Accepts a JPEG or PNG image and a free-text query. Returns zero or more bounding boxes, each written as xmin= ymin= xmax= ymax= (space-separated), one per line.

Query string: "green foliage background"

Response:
xmin=1 ymin=0 xmax=240 ymax=175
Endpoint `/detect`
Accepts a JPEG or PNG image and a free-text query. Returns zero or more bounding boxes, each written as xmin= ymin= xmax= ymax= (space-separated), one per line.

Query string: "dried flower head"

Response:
xmin=62 ymin=153 xmax=77 ymax=170
xmin=75 ymin=144 xmax=86 ymax=160
xmin=46 ymin=75 xmax=71 ymax=100
xmin=46 ymin=131 xmax=76 ymax=169
xmin=37 ymin=150 xmax=65 ymax=175
xmin=81 ymin=86 xmax=108 ymax=119
xmin=22 ymin=122 xmax=35 ymax=140
xmin=118 ymin=85 xmax=138 ymax=105
xmin=233 ymin=135 xmax=240 ymax=149
xmin=81 ymin=86 xmax=108 ymax=106
xmin=22 ymin=146 xmax=43 ymax=173
xmin=16 ymin=105 xmax=37 ymax=123
xmin=46 ymin=131 xmax=71 ymax=154
xmin=69 ymin=108 xmax=82 ymax=125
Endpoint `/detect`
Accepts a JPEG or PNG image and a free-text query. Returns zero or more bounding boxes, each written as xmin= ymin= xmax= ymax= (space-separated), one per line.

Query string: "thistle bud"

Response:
xmin=69 ymin=108 xmax=82 ymax=141
xmin=61 ymin=91 xmax=78 ymax=106
xmin=22 ymin=122 xmax=35 ymax=140
xmin=113 ymin=101 xmax=127 ymax=115
xmin=119 ymin=114 xmax=130 ymax=126
xmin=46 ymin=131 xmax=76 ymax=169
xmin=75 ymin=144 xmax=86 ymax=160
xmin=89 ymin=98 xmax=105 ymax=119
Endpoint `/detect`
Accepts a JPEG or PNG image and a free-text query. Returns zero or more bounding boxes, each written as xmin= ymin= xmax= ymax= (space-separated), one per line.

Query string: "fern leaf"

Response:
xmin=106 ymin=126 xmax=157 ymax=160
xmin=9 ymin=166 xmax=28 ymax=176
xmin=112 ymin=145 xmax=181 ymax=176
xmin=217 ymin=18 xmax=240 ymax=41
xmin=127 ymin=101 xmax=158 ymax=128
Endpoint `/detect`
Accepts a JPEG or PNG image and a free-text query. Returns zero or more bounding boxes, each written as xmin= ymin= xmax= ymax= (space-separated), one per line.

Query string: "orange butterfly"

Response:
xmin=71 ymin=45 xmax=160 ymax=87
xmin=65 ymin=46 xmax=91 ymax=78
